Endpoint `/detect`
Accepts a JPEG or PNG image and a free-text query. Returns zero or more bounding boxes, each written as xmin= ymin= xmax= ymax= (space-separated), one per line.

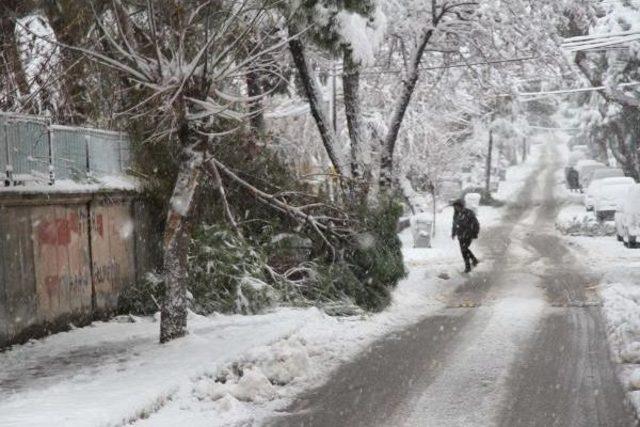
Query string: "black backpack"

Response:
xmin=469 ymin=210 xmax=480 ymax=238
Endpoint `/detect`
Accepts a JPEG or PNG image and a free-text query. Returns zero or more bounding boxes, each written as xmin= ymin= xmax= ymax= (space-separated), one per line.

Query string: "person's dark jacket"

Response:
xmin=452 ymin=207 xmax=480 ymax=241
xmin=567 ymin=168 xmax=579 ymax=189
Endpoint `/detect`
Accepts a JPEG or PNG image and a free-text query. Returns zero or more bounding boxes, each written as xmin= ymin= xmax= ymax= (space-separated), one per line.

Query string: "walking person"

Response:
xmin=451 ymin=199 xmax=480 ymax=273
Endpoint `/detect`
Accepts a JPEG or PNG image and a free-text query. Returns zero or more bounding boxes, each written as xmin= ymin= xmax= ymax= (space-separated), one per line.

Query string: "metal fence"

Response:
xmin=0 ymin=112 xmax=131 ymax=185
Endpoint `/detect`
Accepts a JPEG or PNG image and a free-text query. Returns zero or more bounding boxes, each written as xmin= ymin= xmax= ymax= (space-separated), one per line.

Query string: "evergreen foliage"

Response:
xmin=344 ymin=199 xmax=407 ymax=311
xmin=188 ymin=224 xmax=277 ymax=315
xmin=119 ymin=186 xmax=407 ymax=316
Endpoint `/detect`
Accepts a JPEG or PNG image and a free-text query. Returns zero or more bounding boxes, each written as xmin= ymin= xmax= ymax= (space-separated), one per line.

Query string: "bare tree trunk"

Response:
xmin=431 ymin=189 xmax=437 ymax=236
xmin=609 ymin=113 xmax=640 ymax=180
xmin=379 ymin=28 xmax=435 ymax=192
xmin=342 ymin=48 xmax=366 ymax=181
xmin=484 ymin=130 xmax=494 ymax=199
xmin=625 ymin=130 xmax=640 ymax=180
xmin=573 ymin=51 xmax=640 ymax=179
xmin=159 ymin=143 xmax=203 ymax=343
xmin=246 ymin=69 xmax=265 ymax=134
xmin=0 ymin=11 xmax=31 ymax=110
xmin=288 ymin=28 xmax=348 ymax=179
xmin=574 ymin=51 xmax=640 ymax=108
xmin=43 ymin=0 xmax=109 ymax=124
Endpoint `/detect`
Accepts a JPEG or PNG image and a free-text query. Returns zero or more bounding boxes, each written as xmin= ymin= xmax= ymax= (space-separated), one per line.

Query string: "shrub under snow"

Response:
xmin=555 ymin=214 xmax=615 ymax=237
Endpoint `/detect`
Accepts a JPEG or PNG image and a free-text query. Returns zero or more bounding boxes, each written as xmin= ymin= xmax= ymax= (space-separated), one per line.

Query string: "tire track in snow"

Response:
xmin=498 ymin=141 xmax=637 ymax=426
xmin=268 ymin=142 xmax=554 ymax=427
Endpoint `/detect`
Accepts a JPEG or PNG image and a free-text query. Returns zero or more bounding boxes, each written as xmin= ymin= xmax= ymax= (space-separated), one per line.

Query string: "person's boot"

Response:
xmin=464 ymin=264 xmax=472 ymax=273
xmin=472 ymin=258 xmax=479 ymax=267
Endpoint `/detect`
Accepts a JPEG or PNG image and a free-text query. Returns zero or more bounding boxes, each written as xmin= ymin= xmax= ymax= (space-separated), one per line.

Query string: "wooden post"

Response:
xmin=47 ymin=120 xmax=55 ymax=185
xmin=522 ymin=137 xmax=527 ymax=163
xmin=431 ymin=187 xmax=437 ymax=237
xmin=332 ymin=62 xmax=337 ymax=133
xmin=484 ymin=130 xmax=493 ymax=198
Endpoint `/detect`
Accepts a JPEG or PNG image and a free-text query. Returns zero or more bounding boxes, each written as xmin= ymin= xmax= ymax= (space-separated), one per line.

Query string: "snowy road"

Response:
xmin=267 ymin=142 xmax=638 ymax=427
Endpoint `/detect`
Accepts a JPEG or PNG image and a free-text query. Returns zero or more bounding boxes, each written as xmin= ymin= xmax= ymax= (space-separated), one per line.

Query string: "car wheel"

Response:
xmin=618 ymin=234 xmax=624 ymax=242
xmin=631 ymin=237 xmax=638 ymax=249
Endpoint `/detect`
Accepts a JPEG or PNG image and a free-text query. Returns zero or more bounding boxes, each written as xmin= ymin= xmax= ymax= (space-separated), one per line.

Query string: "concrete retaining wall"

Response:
xmin=0 ymin=190 xmax=155 ymax=348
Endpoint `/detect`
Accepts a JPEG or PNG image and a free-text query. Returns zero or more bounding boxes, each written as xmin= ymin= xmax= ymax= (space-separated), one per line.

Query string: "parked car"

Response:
xmin=593 ymin=177 xmax=635 ymax=221
xmin=583 ymin=168 xmax=625 ymax=210
xmin=568 ymin=151 xmax=588 ymax=168
xmin=576 ymin=160 xmax=606 ymax=190
xmin=591 ymin=167 xmax=624 ymax=182
xmin=581 ymin=164 xmax=609 ymax=190
xmin=571 ymin=145 xmax=589 ymax=155
xmin=615 ymin=184 xmax=640 ymax=247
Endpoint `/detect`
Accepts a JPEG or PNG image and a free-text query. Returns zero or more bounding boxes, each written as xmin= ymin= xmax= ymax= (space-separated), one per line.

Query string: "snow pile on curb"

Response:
xmin=599 ymin=281 xmax=640 ymax=410
xmin=196 ymin=335 xmax=312 ymax=405
xmin=556 ymin=215 xmax=615 ymax=236
xmin=601 ymin=283 xmax=640 ymax=364
xmin=555 ymin=204 xmax=615 ymax=236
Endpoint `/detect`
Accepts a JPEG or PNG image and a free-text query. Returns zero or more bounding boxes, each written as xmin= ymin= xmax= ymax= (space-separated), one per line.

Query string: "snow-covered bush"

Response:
xmin=341 ymin=199 xmax=406 ymax=311
xmin=118 ymin=225 xmax=279 ymax=316
xmin=555 ymin=215 xmax=615 ymax=236
xmin=118 ymin=272 xmax=164 ymax=316
xmin=188 ymin=224 xmax=278 ymax=315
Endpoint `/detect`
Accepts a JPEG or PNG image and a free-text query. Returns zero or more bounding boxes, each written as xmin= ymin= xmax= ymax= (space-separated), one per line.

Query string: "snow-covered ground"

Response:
xmin=554 ymin=144 xmax=640 ymax=416
xmin=0 ymin=147 xmax=541 ymax=427
xmin=0 ymin=175 xmax=139 ymax=194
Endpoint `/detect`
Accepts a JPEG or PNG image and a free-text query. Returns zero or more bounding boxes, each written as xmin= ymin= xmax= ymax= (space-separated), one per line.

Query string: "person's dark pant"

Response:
xmin=459 ymin=237 xmax=478 ymax=270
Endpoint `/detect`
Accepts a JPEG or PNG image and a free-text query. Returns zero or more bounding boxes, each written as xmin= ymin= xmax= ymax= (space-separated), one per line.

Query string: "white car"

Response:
xmin=575 ymin=159 xmax=605 ymax=190
xmin=591 ymin=167 xmax=624 ymax=182
xmin=593 ymin=177 xmax=635 ymax=221
xmin=571 ymin=145 xmax=589 ymax=156
xmin=616 ymin=184 xmax=640 ymax=247
xmin=568 ymin=152 xmax=587 ymax=169
xmin=583 ymin=168 xmax=625 ymax=211
xmin=582 ymin=164 xmax=608 ymax=190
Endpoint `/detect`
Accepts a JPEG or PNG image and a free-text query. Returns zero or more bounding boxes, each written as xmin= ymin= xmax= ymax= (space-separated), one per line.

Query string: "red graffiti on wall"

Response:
xmin=93 ymin=213 xmax=104 ymax=238
xmin=37 ymin=212 xmax=82 ymax=246
xmin=43 ymin=273 xmax=90 ymax=300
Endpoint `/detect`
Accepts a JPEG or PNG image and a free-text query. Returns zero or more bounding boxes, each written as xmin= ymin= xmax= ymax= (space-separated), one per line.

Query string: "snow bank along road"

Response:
xmin=268 ymin=141 xmax=638 ymax=427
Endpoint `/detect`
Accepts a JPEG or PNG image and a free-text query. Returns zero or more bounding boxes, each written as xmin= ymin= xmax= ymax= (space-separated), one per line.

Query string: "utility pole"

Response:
xmin=332 ymin=61 xmax=337 ymax=132
xmin=522 ymin=137 xmax=527 ymax=163
xmin=484 ymin=130 xmax=493 ymax=199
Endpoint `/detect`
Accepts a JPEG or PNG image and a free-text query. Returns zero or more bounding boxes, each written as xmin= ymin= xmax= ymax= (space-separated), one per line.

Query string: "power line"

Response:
xmin=516 ymin=81 xmax=640 ymax=98
xmin=325 ymin=56 xmax=539 ymax=77
xmin=562 ymin=35 xmax=640 ymax=52
xmin=562 ymin=30 xmax=640 ymax=44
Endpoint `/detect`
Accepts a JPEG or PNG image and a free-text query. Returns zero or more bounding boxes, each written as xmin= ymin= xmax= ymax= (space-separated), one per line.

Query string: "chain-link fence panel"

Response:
xmin=0 ymin=113 xmax=50 ymax=182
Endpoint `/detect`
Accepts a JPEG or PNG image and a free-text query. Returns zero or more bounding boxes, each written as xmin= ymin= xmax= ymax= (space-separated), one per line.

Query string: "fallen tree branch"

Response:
xmin=206 ymin=154 xmax=354 ymax=257
xmin=205 ymin=158 xmax=243 ymax=237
